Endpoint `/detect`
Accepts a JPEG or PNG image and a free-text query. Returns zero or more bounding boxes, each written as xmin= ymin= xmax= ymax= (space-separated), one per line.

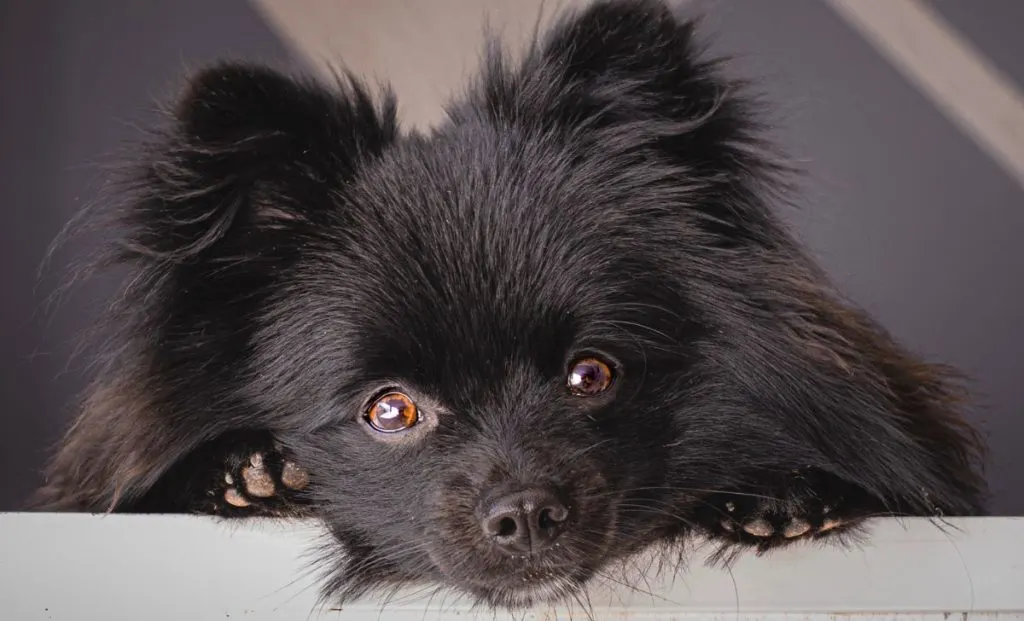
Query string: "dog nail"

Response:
xmin=281 ymin=461 xmax=310 ymax=490
xmin=241 ymin=464 xmax=275 ymax=498
xmin=725 ymin=501 xmax=735 ymax=512
xmin=249 ymin=452 xmax=265 ymax=469
xmin=224 ymin=488 xmax=250 ymax=508
xmin=224 ymin=473 xmax=234 ymax=485
xmin=743 ymin=519 xmax=774 ymax=537
xmin=721 ymin=519 xmax=735 ymax=532
xmin=783 ymin=519 xmax=811 ymax=538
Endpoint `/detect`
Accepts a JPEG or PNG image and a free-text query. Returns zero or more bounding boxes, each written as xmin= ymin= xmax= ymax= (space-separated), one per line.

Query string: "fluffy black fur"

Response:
xmin=32 ymin=0 xmax=987 ymax=611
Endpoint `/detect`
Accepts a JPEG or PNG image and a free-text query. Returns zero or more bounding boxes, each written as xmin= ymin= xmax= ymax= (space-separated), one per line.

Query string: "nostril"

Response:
xmin=483 ymin=514 xmax=518 ymax=538
xmin=496 ymin=517 xmax=518 ymax=537
xmin=539 ymin=503 xmax=569 ymax=526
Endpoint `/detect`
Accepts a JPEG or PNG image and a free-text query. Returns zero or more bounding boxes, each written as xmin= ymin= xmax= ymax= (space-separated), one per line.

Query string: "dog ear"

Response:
xmin=119 ymin=62 xmax=398 ymax=262
xmin=463 ymin=0 xmax=782 ymax=247
xmin=469 ymin=0 xmax=769 ymax=179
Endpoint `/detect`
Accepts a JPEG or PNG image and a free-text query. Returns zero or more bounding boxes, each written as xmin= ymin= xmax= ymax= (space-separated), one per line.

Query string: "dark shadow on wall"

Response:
xmin=0 ymin=0 xmax=300 ymax=509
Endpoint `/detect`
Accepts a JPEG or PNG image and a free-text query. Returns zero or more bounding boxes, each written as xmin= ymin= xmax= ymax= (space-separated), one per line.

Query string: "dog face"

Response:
xmin=259 ymin=125 xmax=704 ymax=606
xmin=36 ymin=0 xmax=987 ymax=612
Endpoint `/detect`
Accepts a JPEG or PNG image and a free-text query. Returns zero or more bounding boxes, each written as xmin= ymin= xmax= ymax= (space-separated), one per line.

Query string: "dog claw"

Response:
xmin=721 ymin=519 xmax=735 ymax=532
xmin=743 ymin=519 xmax=774 ymax=537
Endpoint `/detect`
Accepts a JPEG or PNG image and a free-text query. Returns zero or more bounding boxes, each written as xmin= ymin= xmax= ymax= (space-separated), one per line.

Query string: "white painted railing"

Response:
xmin=1 ymin=514 xmax=1021 ymax=620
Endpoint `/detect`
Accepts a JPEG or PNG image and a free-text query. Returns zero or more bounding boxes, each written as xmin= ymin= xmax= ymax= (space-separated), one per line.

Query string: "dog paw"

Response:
xmin=214 ymin=448 xmax=311 ymax=516
xmin=716 ymin=496 xmax=843 ymax=543
xmin=701 ymin=469 xmax=867 ymax=551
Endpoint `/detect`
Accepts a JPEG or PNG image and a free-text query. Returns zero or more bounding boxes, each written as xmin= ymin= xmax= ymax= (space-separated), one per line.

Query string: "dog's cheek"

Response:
xmin=317 ymin=437 xmax=447 ymax=546
xmin=599 ymin=383 xmax=681 ymax=481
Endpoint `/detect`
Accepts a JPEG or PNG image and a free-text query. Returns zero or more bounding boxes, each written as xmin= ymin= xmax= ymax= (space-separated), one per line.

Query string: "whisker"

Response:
xmin=559 ymin=439 xmax=613 ymax=463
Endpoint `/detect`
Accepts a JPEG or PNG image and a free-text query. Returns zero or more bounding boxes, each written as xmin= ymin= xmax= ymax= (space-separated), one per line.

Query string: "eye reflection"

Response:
xmin=366 ymin=392 xmax=419 ymax=433
xmin=567 ymin=357 xmax=614 ymax=396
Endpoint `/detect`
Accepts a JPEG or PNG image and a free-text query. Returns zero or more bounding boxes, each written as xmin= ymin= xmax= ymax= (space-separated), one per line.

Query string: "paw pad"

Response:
xmin=742 ymin=519 xmax=774 ymax=538
xmin=782 ymin=518 xmax=811 ymax=538
xmin=281 ymin=461 xmax=310 ymax=491
xmin=240 ymin=453 xmax=277 ymax=498
xmin=819 ymin=518 xmax=842 ymax=532
xmin=721 ymin=513 xmax=843 ymax=542
xmin=224 ymin=487 xmax=251 ymax=508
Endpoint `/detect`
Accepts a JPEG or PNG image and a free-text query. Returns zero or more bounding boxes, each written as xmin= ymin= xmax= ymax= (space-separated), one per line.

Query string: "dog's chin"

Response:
xmin=428 ymin=544 xmax=605 ymax=609
xmin=464 ymin=574 xmax=589 ymax=610
xmin=426 ymin=530 xmax=615 ymax=609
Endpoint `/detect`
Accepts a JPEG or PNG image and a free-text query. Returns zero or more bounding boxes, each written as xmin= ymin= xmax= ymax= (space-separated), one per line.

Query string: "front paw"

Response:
xmin=219 ymin=452 xmax=307 ymax=516
xmin=207 ymin=439 xmax=313 ymax=517
xmin=699 ymin=469 xmax=872 ymax=552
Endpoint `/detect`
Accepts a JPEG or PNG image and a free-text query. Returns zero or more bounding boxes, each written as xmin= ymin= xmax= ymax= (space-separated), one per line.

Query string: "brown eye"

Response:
xmin=366 ymin=392 xmax=419 ymax=433
xmin=567 ymin=357 xmax=614 ymax=396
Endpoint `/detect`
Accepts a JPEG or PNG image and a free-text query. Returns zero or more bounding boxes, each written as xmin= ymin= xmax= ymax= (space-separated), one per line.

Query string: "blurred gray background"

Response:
xmin=2 ymin=0 xmax=1021 ymax=513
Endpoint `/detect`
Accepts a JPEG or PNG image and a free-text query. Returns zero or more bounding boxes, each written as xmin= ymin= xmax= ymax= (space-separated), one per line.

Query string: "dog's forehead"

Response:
xmin=320 ymin=127 xmax=678 ymax=384
xmin=345 ymin=130 xmax=630 ymax=301
xmin=358 ymin=126 xmax=630 ymax=233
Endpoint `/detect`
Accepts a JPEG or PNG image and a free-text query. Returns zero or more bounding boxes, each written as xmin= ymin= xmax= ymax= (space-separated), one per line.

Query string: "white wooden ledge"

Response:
xmin=1 ymin=514 xmax=1021 ymax=620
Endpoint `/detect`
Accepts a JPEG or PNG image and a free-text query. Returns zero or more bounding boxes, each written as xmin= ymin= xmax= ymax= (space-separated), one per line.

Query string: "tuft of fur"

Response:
xmin=32 ymin=0 xmax=987 ymax=611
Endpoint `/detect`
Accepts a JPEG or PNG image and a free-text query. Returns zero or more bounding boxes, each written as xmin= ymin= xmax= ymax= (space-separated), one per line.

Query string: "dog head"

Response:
xmin=46 ymin=0 xmax=986 ymax=610
xmin=123 ymin=1 xmax=754 ymax=605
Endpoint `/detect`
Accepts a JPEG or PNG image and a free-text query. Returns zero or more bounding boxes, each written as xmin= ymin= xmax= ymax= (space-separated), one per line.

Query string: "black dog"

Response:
xmin=32 ymin=0 xmax=987 ymax=610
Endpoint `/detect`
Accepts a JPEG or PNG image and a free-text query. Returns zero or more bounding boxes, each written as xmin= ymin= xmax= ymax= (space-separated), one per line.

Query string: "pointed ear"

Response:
xmin=121 ymin=62 xmax=398 ymax=261
xmin=473 ymin=0 xmax=775 ymax=186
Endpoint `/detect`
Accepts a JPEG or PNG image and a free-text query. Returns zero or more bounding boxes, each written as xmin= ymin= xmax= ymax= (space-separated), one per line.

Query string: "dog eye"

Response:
xmin=567 ymin=357 xmax=614 ymax=396
xmin=366 ymin=392 xmax=419 ymax=432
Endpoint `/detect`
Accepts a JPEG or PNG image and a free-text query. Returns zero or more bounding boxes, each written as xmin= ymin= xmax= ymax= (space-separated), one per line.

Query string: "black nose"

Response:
xmin=480 ymin=487 xmax=569 ymax=554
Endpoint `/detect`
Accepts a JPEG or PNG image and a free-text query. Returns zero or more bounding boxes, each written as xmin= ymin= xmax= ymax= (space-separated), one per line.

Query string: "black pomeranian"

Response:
xmin=32 ymin=0 xmax=987 ymax=611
